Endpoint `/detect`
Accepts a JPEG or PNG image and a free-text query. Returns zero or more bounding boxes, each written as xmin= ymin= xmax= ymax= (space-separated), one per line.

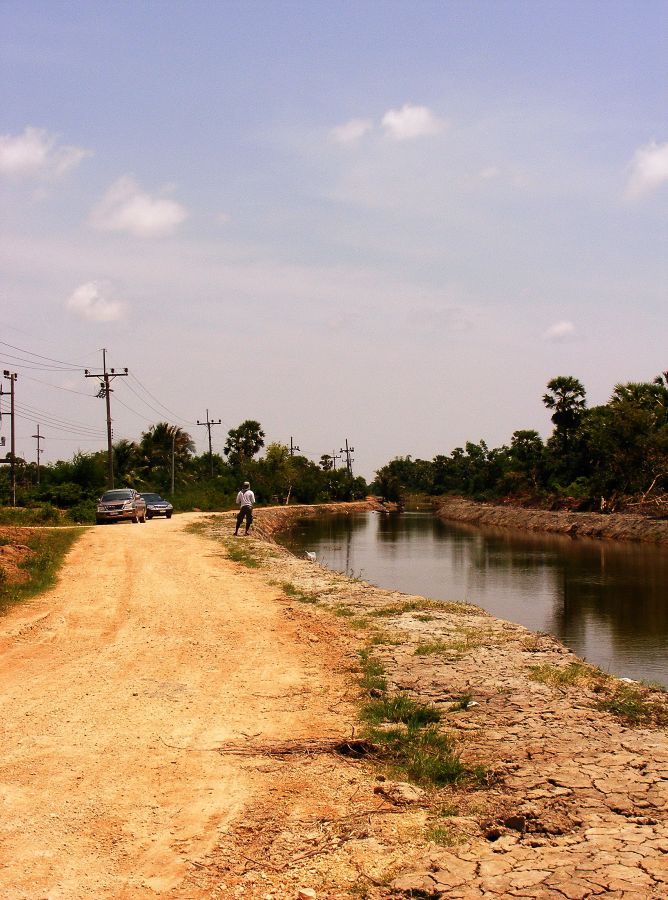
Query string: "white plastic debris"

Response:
xmin=304 ymin=551 xmax=316 ymax=562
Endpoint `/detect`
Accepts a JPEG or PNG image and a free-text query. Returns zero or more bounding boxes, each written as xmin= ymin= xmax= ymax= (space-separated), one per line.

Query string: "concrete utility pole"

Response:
xmin=197 ymin=409 xmax=222 ymax=477
xmin=1 ymin=371 xmax=17 ymax=505
xmin=85 ymin=349 xmax=128 ymax=489
xmin=340 ymin=439 xmax=355 ymax=477
xmin=289 ymin=436 xmax=300 ymax=456
xmin=32 ymin=424 xmax=44 ymax=485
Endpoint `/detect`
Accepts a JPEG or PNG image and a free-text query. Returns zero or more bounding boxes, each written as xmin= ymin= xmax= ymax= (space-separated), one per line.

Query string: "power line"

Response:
xmin=19 ymin=372 xmax=97 ymax=397
xmin=129 ymin=373 xmax=198 ymax=426
xmin=0 ymin=340 xmax=87 ymax=369
xmin=12 ymin=410 xmax=103 ymax=438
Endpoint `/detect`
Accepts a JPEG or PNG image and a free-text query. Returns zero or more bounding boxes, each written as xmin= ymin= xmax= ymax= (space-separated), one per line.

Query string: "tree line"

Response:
xmin=0 ymin=419 xmax=368 ymax=522
xmin=372 ymin=373 xmax=668 ymax=512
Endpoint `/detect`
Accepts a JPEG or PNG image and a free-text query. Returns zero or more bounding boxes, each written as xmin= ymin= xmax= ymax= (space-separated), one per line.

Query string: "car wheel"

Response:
xmin=147 ymin=513 xmax=153 ymax=520
xmin=166 ymin=512 xmax=172 ymax=519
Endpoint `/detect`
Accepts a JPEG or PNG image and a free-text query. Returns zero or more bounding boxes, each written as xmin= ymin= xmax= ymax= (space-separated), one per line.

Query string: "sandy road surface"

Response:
xmin=0 ymin=515 xmax=364 ymax=899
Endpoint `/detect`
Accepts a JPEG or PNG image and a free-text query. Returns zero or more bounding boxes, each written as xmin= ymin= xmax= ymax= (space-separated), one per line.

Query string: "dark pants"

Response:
xmin=235 ymin=505 xmax=253 ymax=533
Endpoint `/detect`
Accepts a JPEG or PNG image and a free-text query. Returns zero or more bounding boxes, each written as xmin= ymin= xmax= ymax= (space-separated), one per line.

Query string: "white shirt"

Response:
xmin=236 ymin=490 xmax=255 ymax=507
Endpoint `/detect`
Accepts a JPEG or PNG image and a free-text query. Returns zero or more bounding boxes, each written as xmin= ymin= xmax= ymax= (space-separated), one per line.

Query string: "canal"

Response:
xmin=279 ymin=510 xmax=668 ymax=688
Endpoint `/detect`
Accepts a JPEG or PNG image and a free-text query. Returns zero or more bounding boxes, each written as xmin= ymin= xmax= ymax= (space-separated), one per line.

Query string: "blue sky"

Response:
xmin=1 ymin=1 xmax=666 ymax=478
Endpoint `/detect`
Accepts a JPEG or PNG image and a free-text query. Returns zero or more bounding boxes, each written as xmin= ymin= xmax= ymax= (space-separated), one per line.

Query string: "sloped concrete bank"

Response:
xmin=435 ymin=496 xmax=668 ymax=545
xmin=206 ymin=502 xmax=668 ymax=897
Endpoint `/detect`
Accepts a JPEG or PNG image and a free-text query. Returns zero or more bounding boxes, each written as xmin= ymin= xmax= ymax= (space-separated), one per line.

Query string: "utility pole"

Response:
xmin=32 ymin=424 xmax=44 ymax=485
xmin=197 ymin=409 xmax=222 ymax=477
xmin=85 ymin=349 xmax=128 ymax=489
xmin=1 ymin=371 xmax=17 ymax=506
xmin=289 ymin=436 xmax=300 ymax=456
xmin=331 ymin=450 xmax=342 ymax=471
xmin=340 ymin=438 xmax=355 ymax=477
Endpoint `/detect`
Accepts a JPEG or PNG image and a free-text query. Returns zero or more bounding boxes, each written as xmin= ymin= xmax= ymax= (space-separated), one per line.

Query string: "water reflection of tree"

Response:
xmin=451 ymin=521 xmax=668 ymax=647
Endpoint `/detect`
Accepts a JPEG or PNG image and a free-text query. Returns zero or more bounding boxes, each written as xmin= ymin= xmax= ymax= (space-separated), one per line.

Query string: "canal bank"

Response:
xmin=204 ymin=504 xmax=668 ymax=897
xmin=435 ymin=496 xmax=668 ymax=545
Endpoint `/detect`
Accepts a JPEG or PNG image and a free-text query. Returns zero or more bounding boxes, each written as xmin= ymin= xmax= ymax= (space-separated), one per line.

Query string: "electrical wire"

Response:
xmin=128 ymin=373 xmax=198 ymax=426
xmin=0 ymin=339 xmax=90 ymax=369
xmin=18 ymin=373 xmax=98 ymax=398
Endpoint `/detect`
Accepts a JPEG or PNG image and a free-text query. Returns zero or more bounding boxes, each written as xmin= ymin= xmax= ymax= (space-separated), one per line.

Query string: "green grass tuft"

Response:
xmin=361 ymin=695 xmax=441 ymax=728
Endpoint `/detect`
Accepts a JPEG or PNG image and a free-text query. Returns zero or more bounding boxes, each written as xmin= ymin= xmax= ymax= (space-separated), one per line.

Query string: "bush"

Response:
xmin=66 ymin=500 xmax=97 ymax=524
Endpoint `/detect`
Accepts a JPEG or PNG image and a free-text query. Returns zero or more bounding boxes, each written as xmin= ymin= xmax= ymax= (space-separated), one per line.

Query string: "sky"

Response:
xmin=0 ymin=0 xmax=666 ymax=480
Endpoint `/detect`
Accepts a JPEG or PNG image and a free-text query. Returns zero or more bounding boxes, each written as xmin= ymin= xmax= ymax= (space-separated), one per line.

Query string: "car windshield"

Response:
xmin=141 ymin=494 xmax=163 ymax=502
xmin=101 ymin=490 xmax=133 ymax=501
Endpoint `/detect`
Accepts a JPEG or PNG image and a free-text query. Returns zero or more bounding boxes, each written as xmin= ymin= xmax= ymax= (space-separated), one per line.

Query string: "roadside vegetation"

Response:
xmin=0 ymin=419 xmax=368 ymax=524
xmin=355 ymin=649 xmax=486 ymax=788
xmin=0 ymin=528 xmax=82 ymax=613
xmin=528 ymin=661 xmax=668 ymax=727
xmin=373 ymin=371 xmax=668 ymax=515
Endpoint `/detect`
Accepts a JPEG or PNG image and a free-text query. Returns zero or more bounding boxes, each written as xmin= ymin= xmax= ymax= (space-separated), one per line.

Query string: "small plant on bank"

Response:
xmin=361 ymin=695 xmax=441 ymax=728
xmin=364 ymin=723 xmax=469 ymax=786
xmin=358 ymin=649 xmax=387 ymax=694
xmin=596 ymin=684 xmax=668 ymax=727
xmin=222 ymin=538 xmax=261 ymax=568
xmin=414 ymin=640 xmax=451 ymax=656
xmin=280 ymin=581 xmax=319 ymax=604
xmin=425 ymin=824 xmax=462 ymax=847
xmin=528 ymin=661 xmax=606 ymax=688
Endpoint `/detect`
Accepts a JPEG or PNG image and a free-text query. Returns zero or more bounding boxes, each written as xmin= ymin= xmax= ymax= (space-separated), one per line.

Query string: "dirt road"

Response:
xmin=0 ymin=515 xmax=384 ymax=899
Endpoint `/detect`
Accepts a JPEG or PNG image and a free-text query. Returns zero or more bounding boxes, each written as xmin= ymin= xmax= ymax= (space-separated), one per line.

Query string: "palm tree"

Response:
xmin=542 ymin=376 xmax=586 ymax=447
xmin=223 ymin=420 xmax=265 ymax=467
xmin=139 ymin=423 xmax=195 ymax=483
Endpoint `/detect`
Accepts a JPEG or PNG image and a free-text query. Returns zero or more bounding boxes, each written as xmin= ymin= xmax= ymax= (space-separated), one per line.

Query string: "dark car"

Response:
xmin=140 ymin=493 xmax=173 ymax=519
xmin=96 ymin=489 xmax=147 ymax=524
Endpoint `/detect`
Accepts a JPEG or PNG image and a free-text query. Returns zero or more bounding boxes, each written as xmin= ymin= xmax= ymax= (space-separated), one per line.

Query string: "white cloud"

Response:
xmin=381 ymin=104 xmax=445 ymax=141
xmin=331 ymin=118 xmax=373 ymax=145
xmin=89 ymin=176 xmax=188 ymax=238
xmin=626 ymin=140 xmax=668 ymax=199
xmin=66 ymin=281 xmax=125 ymax=322
xmin=0 ymin=126 xmax=90 ymax=178
xmin=543 ymin=320 xmax=576 ymax=342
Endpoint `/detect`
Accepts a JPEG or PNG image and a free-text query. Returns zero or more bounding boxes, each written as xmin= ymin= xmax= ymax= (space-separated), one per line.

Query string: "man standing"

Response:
xmin=234 ymin=481 xmax=255 ymax=535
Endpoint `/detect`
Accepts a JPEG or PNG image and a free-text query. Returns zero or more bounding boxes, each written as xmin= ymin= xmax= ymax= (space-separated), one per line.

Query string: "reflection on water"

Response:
xmin=281 ymin=511 xmax=668 ymax=687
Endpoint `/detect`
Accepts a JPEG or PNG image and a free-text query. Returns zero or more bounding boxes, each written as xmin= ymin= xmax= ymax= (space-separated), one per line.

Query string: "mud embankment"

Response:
xmin=251 ymin=498 xmax=384 ymax=541
xmin=435 ymin=495 xmax=668 ymax=545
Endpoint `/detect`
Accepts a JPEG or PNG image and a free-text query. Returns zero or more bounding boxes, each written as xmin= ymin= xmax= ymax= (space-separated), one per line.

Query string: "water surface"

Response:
xmin=280 ymin=510 xmax=668 ymax=687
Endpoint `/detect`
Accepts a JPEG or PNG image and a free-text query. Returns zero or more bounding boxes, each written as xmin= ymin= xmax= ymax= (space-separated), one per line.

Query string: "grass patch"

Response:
xmin=414 ymin=630 xmax=485 ymax=658
xmin=596 ymin=684 xmax=668 ymax=727
xmin=414 ymin=640 xmax=451 ymax=656
xmin=369 ymin=598 xmax=475 ymax=618
xmin=528 ymin=661 xmax=605 ymax=688
xmin=426 ymin=825 xmax=462 ymax=847
xmin=364 ymin=724 xmax=471 ymax=787
xmin=280 ymin=581 xmax=319 ymax=604
xmin=0 ymin=528 xmax=82 ymax=613
xmin=358 ymin=649 xmax=387 ymax=694
xmin=361 ymin=695 xmax=441 ymax=728
xmin=334 ymin=604 xmax=357 ymax=618
xmin=222 ymin=539 xmax=261 ymax=568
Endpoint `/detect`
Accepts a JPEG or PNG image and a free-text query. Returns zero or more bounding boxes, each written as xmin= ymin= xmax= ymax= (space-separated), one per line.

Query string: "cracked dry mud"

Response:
xmin=1 ymin=506 xmax=667 ymax=899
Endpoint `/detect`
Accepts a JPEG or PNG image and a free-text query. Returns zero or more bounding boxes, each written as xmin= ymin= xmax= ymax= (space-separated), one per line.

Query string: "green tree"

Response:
xmin=224 ymin=420 xmax=265 ymax=468
xmin=543 ymin=376 xmax=587 ymax=446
